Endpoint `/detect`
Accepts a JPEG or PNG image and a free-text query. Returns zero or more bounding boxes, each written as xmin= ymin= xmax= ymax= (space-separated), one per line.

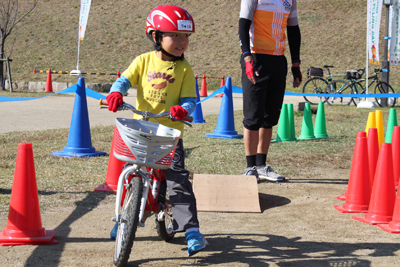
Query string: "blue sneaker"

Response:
xmin=110 ymin=221 xmax=119 ymax=240
xmin=185 ymin=231 xmax=208 ymax=256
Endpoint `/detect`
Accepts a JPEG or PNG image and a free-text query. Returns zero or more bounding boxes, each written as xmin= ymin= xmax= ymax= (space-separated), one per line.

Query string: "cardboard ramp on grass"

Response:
xmin=193 ymin=174 xmax=261 ymax=213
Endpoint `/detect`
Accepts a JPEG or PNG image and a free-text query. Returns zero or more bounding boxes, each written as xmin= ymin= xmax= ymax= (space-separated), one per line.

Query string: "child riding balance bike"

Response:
xmin=105 ymin=4 xmax=208 ymax=265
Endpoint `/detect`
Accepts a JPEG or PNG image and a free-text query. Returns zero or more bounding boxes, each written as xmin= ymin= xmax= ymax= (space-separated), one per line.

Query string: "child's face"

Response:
xmin=156 ymin=32 xmax=190 ymax=59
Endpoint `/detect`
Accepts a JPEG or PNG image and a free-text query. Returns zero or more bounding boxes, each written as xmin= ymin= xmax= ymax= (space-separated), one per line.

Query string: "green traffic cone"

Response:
xmin=298 ymin=102 xmax=316 ymax=140
xmin=385 ymin=108 xmax=398 ymax=143
xmin=272 ymin=103 xmax=292 ymax=142
xmin=287 ymin=103 xmax=297 ymax=141
xmin=314 ymin=102 xmax=328 ymax=138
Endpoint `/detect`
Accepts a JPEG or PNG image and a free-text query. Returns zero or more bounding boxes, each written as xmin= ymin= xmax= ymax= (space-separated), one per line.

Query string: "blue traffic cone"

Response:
xmin=192 ymin=75 xmax=206 ymax=124
xmin=52 ymin=77 xmax=107 ymax=158
xmin=206 ymin=77 xmax=243 ymax=139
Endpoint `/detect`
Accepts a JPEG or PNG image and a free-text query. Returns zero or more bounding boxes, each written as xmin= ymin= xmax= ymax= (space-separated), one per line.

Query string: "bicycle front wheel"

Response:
xmin=114 ymin=176 xmax=143 ymax=267
xmin=374 ymin=82 xmax=396 ymax=107
xmin=325 ymin=80 xmax=353 ymax=106
xmin=302 ymin=77 xmax=327 ymax=105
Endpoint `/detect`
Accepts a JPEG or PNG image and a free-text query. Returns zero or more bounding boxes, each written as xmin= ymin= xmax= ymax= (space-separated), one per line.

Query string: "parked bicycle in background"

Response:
xmin=302 ymin=65 xmax=345 ymax=105
xmin=352 ymin=68 xmax=396 ymax=107
xmin=324 ymin=69 xmax=364 ymax=106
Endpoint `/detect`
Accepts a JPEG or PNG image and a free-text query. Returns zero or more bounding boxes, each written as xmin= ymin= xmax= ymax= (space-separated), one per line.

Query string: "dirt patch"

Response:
xmin=1 ymin=166 xmax=400 ymax=267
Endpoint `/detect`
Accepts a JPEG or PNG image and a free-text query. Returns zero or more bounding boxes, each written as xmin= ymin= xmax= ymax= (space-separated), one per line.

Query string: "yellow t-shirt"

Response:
xmin=122 ymin=51 xmax=196 ymax=136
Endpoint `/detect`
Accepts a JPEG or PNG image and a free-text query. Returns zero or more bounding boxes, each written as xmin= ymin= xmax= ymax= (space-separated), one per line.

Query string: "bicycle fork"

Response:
xmin=112 ymin=165 xmax=150 ymax=227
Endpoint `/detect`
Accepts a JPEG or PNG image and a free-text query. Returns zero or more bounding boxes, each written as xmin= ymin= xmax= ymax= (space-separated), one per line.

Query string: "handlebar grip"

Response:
xmin=99 ymin=98 xmax=108 ymax=106
xmin=184 ymin=116 xmax=193 ymax=123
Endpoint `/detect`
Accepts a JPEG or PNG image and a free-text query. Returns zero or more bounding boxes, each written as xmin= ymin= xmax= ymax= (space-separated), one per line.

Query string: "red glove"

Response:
xmin=245 ymin=60 xmax=254 ymax=79
xmin=106 ymin=92 xmax=123 ymax=112
xmin=170 ymin=105 xmax=188 ymax=120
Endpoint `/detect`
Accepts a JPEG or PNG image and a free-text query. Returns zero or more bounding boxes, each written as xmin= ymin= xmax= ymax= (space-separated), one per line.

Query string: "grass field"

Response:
xmin=1 ymin=104 xmax=397 ymax=215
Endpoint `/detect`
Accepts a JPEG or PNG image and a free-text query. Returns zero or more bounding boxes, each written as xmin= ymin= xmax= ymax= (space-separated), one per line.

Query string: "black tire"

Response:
xmin=351 ymin=82 xmax=365 ymax=106
xmin=374 ymin=81 xmax=396 ymax=107
xmin=156 ymin=203 xmax=175 ymax=242
xmin=325 ymin=80 xmax=353 ymax=106
xmin=113 ymin=176 xmax=143 ymax=267
xmin=302 ymin=77 xmax=327 ymax=105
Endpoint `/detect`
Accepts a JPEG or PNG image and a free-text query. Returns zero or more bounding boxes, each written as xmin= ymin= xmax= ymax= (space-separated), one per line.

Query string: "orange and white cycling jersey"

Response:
xmin=240 ymin=0 xmax=298 ymax=55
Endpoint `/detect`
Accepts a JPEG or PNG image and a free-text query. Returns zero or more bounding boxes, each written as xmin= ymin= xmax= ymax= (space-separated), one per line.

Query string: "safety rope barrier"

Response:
xmin=33 ymin=69 xmax=119 ymax=76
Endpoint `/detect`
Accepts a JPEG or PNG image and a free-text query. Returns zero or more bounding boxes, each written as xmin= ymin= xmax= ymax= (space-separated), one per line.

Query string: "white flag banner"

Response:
xmin=390 ymin=1 xmax=400 ymax=64
xmin=368 ymin=0 xmax=383 ymax=65
xmin=79 ymin=0 xmax=91 ymax=40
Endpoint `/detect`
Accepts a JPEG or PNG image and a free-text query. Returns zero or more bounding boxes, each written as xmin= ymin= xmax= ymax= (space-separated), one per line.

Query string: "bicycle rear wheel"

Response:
xmin=156 ymin=180 xmax=175 ymax=242
xmin=156 ymin=203 xmax=175 ymax=242
xmin=302 ymin=77 xmax=327 ymax=105
xmin=374 ymin=81 xmax=396 ymax=107
xmin=113 ymin=176 xmax=143 ymax=267
xmin=325 ymin=80 xmax=353 ymax=106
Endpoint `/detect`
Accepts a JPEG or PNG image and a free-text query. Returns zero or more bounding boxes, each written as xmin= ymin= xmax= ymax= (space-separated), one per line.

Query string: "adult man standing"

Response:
xmin=239 ymin=0 xmax=302 ymax=182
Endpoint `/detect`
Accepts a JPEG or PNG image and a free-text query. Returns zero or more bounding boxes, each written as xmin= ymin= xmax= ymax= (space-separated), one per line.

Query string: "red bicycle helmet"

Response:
xmin=146 ymin=5 xmax=195 ymax=35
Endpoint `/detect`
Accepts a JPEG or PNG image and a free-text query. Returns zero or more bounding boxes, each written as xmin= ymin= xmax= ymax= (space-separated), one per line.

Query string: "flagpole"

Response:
xmin=76 ymin=35 xmax=81 ymax=71
xmin=71 ymin=0 xmax=91 ymax=76
xmin=358 ymin=0 xmax=376 ymax=108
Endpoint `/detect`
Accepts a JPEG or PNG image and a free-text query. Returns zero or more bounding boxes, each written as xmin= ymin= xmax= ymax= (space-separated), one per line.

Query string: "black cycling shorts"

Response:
xmin=240 ymin=54 xmax=287 ymax=130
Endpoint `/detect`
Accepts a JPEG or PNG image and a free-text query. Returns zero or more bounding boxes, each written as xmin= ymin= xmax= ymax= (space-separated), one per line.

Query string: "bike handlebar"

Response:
xmin=99 ymin=99 xmax=193 ymax=126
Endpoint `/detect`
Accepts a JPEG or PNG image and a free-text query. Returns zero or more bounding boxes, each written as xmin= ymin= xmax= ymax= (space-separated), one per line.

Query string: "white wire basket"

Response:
xmin=114 ymin=118 xmax=181 ymax=169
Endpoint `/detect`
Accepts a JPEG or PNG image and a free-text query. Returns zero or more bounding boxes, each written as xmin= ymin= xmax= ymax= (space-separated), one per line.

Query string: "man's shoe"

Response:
xmin=242 ymin=166 xmax=259 ymax=182
xmin=185 ymin=231 xmax=208 ymax=256
xmin=257 ymin=165 xmax=285 ymax=182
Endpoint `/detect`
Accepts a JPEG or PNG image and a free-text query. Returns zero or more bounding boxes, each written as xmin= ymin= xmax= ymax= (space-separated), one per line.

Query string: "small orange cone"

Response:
xmin=353 ymin=143 xmax=396 ymax=225
xmin=44 ymin=69 xmax=53 ymax=93
xmin=0 ymin=143 xmax=58 ymax=246
xmin=33 ymin=68 xmax=36 ymax=74
xmin=367 ymin=128 xmax=379 ymax=187
xmin=378 ymin=189 xmax=400 ymax=233
xmin=200 ymin=74 xmax=208 ymax=97
xmin=334 ymin=135 xmax=371 ymax=213
xmin=391 ymin=126 xmax=400 ymax=188
xmin=116 ymin=71 xmax=121 ymax=80
xmin=215 ymin=75 xmax=225 ymax=97
xmin=335 ymin=131 xmax=367 ymax=201
xmin=94 ymin=126 xmax=125 ymax=192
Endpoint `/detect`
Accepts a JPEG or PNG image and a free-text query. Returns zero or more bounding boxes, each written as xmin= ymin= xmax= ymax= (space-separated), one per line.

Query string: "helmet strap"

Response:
xmin=152 ymin=31 xmax=184 ymax=61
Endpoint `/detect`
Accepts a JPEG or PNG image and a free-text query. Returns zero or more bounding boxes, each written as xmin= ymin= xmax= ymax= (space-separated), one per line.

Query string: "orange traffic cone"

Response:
xmin=368 ymin=128 xmax=379 ymax=187
xmin=116 ymin=71 xmax=121 ymax=80
xmin=353 ymin=143 xmax=396 ymax=225
xmin=94 ymin=126 xmax=125 ymax=192
xmin=335 ymin=131 xmax=367 ymax=201
xmin=391 ymin=126 xmax=400 ymax=188
xmin=44 ymin=69 xmax=53 ymax=93
xmin=215 ymin=75 xmax=225 ymax=97
xmin=334 ymin=135 xmax=371 ymax=213
xmin=378 ymin=189 xmax=400 ymax=233
xmin=0 ymin=143 xmax=58 ymax=246
xmin=200 ymin=74 xmax=208 ymax=97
